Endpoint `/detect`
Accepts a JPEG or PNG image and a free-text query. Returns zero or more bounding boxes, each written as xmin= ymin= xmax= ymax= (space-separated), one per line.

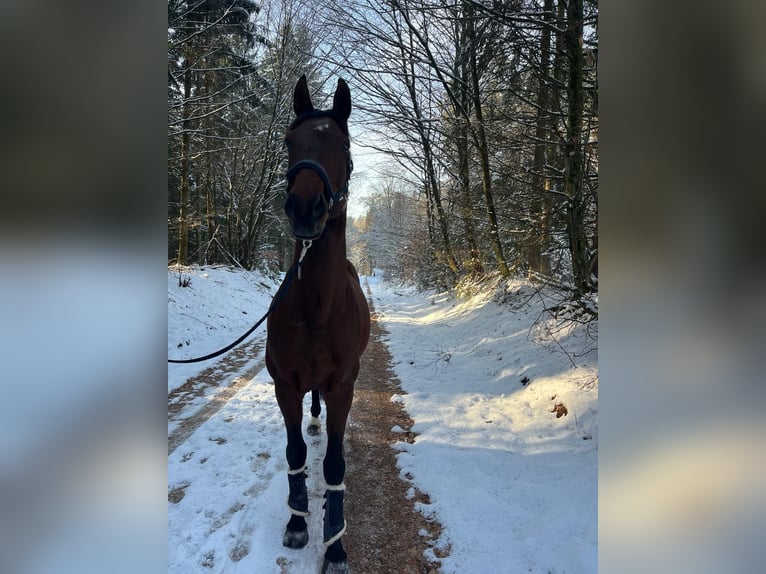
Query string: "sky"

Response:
xmin=345 ymin=125 xmax=391 ymax=219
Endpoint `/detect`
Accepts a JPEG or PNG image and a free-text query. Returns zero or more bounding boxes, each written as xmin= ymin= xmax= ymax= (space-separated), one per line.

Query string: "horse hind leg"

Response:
xmin=307 ymin=389 xmax=322 ymax=436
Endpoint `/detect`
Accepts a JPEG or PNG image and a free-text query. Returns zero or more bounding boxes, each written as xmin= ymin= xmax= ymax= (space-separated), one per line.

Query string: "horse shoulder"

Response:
xmin=343 ymin=260 xmax=370 ymax=353
xmin=345 ymin=259 xmax=360 ymax=283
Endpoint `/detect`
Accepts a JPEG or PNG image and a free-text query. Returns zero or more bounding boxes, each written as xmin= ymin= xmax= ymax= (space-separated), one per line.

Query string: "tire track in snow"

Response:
xmin=168 ymin=338 xmax=264 ymax=455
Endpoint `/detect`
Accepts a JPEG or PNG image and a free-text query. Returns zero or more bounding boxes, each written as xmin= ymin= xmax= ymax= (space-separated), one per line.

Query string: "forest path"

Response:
xmin=342 ymin=285 xmax=443 ymax=573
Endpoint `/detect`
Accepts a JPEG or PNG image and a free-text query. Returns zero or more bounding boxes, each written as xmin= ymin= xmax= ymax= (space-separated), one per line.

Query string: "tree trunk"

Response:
xmin=456 ymin=121 xmax=482 ymax=274
xmin=454 ymin=20 xmax=482 ymax=274
xmin=422 ymin=136 xmax=460 ymax=275
xmin=177 ymin=65 xmax=192 ymax=265
xmin=464 ymin=0 xmax=509 ymax=278
xmin=400 ymin=23 xmax=460 ymax=277
xmin=563 ymin=0 xmax=590 ymax=297
xmin=529 ymin=0 xmax=554 ymax=279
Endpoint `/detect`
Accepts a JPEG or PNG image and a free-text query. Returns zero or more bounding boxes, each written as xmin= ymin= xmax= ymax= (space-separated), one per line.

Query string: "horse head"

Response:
xmin=283 ymin=75 xmax=353 ymax=240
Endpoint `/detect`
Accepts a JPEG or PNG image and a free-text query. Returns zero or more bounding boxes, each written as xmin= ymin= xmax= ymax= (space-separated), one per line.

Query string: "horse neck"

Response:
xmin=292 ymin=213 xmax=347 ymax=293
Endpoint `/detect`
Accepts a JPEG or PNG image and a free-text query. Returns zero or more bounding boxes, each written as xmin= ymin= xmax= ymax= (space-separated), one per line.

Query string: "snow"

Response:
xmin=168 ymin=265 xmax=277 ymax=393
xmin=168 ymin=266 xmax=598 ymax=573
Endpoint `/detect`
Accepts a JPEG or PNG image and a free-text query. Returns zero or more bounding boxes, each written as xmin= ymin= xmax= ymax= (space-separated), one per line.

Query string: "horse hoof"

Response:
xmin=307 ymin=423 xmax=321 ymax=436
xmin=282 ymin=528 xmax=309 ymax=549
xmin=321 ymin=558 xmax=349 ymax=574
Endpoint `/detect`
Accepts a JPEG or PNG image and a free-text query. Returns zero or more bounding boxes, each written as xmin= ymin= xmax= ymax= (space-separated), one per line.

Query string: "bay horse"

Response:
xmin=266 ymin=75 xmax=370 ymax=574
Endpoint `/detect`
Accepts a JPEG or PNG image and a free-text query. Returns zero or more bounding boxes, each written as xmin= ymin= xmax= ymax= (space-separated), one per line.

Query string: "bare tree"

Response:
xmin=167 ymin=0 xmax=598 ymax=305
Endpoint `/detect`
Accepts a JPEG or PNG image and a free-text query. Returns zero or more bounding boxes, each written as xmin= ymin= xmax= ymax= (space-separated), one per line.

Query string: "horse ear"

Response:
xmin=332 ymin=78 xmax=351 ymax=122
xmin=293 ymin=74 xmax=314 ymax=116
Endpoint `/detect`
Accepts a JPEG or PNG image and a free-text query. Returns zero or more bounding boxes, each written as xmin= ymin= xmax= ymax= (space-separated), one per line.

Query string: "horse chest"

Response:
xmin=270 ymin=315 xmax=340 ymax=384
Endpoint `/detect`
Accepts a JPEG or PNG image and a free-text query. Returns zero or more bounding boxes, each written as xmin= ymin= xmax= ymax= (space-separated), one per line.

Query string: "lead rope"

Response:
xmin=297 ymin=239 xmax=312 ymax=280
xmin=168 ymin=239 xmax=313 ymax=364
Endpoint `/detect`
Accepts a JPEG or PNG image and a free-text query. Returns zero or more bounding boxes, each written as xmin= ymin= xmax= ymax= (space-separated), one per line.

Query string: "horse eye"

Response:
xmin=283 ymin=138 xmax=290 ymax=149
xmin=342 ymin=141 xmax=350 ymax=152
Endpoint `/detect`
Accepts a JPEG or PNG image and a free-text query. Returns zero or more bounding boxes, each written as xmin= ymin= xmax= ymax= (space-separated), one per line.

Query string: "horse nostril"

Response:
xmin=312 ymin=195 xmax=326 ymax=218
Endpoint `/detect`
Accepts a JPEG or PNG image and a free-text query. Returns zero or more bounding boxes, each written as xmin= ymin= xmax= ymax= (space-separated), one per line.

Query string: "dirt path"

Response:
xmin=342 ymin=288 xmax=444 ymax=574
xmin=168 ymin=287 xmax=445 ymax=573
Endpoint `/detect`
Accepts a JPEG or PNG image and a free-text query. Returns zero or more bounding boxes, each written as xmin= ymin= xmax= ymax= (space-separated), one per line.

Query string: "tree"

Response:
xmin=168 ymin=0 xmax=332 ymax=271
xmin=361 ymin=179 xmax=430 ymax=285
xmin=168 ymin=0 xmax=261 ymax=265
xmin=561 ymin=0 xmax=596 ymax=297
xmin=166 ymin=0 xmax=599 ymax=306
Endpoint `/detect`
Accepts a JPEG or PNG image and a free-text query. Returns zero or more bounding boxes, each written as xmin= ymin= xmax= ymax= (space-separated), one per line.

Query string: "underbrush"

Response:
xmin=453 ymin=271 xmax=598 ymax=367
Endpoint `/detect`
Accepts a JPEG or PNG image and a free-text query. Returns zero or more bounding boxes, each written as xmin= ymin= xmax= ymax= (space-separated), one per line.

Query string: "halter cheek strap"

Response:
xmin=285 ymin=160 xmax=348 ymax=212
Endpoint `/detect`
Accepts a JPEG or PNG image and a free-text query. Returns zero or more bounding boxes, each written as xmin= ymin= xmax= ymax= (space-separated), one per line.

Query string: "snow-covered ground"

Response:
xmin=168 ymin=265 xmax=278 ymax=394
xmin=168 ymin=266 xmax=598 ymax=573
xmin=368 ymin=273 xmax=598 ymax=573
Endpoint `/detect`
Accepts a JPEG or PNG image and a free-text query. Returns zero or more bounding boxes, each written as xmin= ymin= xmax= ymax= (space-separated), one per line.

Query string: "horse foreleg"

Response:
xmin=285 ymin=455 xmax=309 ymax=549
xmin=321 ymin=388 xmax=352 ymax=574
xmin=308 ymin=389 xmax=322 ymax=436
xmin=275 ymin=384 xmax=309 ymax=549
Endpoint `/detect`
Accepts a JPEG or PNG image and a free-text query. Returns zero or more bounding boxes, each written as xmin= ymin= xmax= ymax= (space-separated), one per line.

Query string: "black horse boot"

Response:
xmin=283 ymin=465 xmax=309 ymax=548
xmin=321 ymin=483 xmax=349 ymax=574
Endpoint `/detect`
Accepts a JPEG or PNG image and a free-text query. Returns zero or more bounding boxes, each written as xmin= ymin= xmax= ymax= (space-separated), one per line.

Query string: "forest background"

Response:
xmin=168 ymin=0 xmax=598 ymax=302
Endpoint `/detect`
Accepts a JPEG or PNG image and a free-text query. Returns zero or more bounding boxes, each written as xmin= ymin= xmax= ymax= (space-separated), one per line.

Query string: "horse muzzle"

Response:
xmin=284 ymin=193 xmax=328 ymax=240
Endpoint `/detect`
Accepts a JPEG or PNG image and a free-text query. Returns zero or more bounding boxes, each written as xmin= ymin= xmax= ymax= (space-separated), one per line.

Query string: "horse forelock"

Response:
xmin=289 ymin=109 xmax=349 ymax=136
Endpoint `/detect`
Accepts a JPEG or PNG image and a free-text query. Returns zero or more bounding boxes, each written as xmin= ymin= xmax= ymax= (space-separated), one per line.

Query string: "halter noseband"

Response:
xmin=285 ymin=160 xmax=349 ymax=212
